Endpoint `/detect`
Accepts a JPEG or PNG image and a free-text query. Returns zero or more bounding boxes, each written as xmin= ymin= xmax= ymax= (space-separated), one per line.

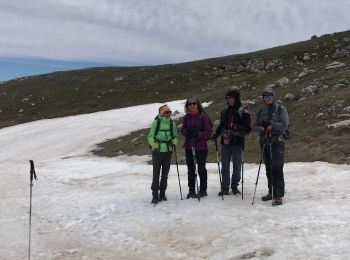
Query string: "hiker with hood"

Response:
xmin=148 ymin=104 xmax=179 ymax=204
xmin=181 ymin=97 xmax=212 ymax=199
xmin=212 ymin=87 xmax=251 ymax=196
xmin=254 ymin=87 xmax=289 ymax=205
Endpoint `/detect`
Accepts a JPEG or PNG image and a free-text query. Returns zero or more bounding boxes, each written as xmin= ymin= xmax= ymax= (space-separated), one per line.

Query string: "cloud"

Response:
xmin=1 ymin=0 xmax=350 ymax=65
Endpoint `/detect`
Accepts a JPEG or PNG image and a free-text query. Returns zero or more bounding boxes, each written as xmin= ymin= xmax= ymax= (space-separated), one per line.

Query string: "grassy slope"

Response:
xmin=1 ymin=31 xmax=349 ymax=163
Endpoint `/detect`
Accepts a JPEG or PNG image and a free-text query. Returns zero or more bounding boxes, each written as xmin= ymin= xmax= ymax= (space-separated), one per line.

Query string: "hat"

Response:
xmin=159 ymin=104 xmax=171 ymax=116
xmin=186 ymin=96 xmax=197 ymax=104
xmin=262 ymin=86 xmax=276 ymax=97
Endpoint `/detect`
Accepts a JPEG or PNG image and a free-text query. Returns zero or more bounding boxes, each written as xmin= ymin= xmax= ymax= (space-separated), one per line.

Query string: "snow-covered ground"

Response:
xmin=1 ymin=100 xmax=349 ymax=260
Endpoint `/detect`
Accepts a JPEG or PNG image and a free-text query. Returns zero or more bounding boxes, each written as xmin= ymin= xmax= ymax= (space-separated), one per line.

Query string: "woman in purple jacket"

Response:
xmin=181 ymin=97 xmax=212 ymax=199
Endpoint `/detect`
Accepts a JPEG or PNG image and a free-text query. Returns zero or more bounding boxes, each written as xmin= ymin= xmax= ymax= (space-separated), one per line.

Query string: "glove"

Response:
xmin=151 ymin=142 xmax=159 ymax=151
xmin=261 ymin=120 xmax=272 ymax=128
xmin=186 ymin=127 xmax=199 ymax=138
xmin=171 ymin=138 xmax=178 ymax=145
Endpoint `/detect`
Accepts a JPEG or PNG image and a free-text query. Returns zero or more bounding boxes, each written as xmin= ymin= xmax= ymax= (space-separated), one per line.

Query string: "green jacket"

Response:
xmin=148 ymin=115 xmax=178 ymax=152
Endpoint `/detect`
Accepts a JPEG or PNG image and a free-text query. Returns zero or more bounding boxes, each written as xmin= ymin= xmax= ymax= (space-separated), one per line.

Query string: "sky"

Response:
xmin=1 ymin=0 xmax=350 ymax=81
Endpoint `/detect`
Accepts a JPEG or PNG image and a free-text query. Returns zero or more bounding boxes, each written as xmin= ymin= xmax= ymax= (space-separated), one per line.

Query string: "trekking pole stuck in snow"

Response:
xmin=269 ymin=139 xmax=275 ymax=207
xmin=241 ymin=151 xmax=244 ymax=200
xmin=214 ymin=139 xmax=224 ymax=201
xmin=191 ymin=140 xmax=200 ymax=202
xmin=28 ymin=160 xmax=37 ymax=260
xmin=173 ymin=145 xmax=183 ymax=200
xmin=252 ymin=140 xmax=266 ymax=205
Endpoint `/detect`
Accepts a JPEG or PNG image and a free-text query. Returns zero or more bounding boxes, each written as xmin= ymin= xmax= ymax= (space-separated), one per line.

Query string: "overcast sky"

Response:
xmin=1 ymin=0 xmax=350 ymax=80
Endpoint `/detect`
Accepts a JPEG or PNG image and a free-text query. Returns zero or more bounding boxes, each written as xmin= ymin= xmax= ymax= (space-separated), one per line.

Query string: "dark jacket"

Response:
xmin=213 ymin=106 xmax=251 ymax=148
xmin=181 ymin=112 xmax=212 ymax=150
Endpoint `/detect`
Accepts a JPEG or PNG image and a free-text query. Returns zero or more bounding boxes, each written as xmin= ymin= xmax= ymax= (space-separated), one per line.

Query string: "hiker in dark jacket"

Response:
xmin=212 ymin=87 xmax=251 ymax=196
xmin=181 ymin=97 xmax=212 ymax=199
xmin=148 ymin=104 xmax=179 ymax=204
xmin=254 ymin=87 xmax=289 ymax=206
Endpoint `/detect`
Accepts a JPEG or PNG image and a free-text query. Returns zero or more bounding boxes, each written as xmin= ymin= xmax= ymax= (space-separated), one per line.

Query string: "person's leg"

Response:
xmin=159 ymin=152 xmax=172 ymax=200
xmin=151 ymin=151 xmax=161 ymax=203
xmin=196 ymin=149 xmax=208 ymax=196
xmin=220 ymin=145 xmax=232 ymax=194
xmin=271 ymin=142 xmax=285 ymax=198
xmin=231 ymin=145 xmax=242 ymax=189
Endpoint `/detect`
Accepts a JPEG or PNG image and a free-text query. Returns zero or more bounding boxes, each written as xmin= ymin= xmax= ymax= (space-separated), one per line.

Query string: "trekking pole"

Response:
xmin=191 ymin=140 xmax=200 ymax=202
xmin=173 ymin=145 xmax=183 ymax=200
xmin=241 ymin=150 xmax=244 ymax=200
xmin=269 ymin=138 xmax=275 ymax=207
xmin=252 ymin=139 xmax=266 ymax=205
xmin=28 ymin=160 xmax=38 ymax=260
xmin=214 ymin=139 xmax=224 ymax=200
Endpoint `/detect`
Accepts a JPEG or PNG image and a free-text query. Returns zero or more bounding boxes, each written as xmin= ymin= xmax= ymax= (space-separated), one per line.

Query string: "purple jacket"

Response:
xmin=181 ymin=112 xmax=212 ymax=150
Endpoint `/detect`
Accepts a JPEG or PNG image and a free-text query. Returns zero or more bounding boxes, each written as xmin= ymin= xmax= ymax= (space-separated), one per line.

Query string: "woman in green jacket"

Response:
xmin=148 ymin=104 xmax=178 ymax=204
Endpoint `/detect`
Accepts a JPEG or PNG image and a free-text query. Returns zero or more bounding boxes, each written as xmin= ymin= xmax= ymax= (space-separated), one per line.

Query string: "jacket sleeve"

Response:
xmin=237 ymin=111 xmax=251 ymax=135
xmin=172 ymin=120 xmax=179 ymax=141
xmin=147 ymin=120 xmax=157 ymax=145
xmin=253 ymin=108 xmax=263 ymax=134
xmin=213 ymin=110 xmax=224 ymax=139
xmin=198 ymin=113 xmax=212 ymax=140
xmin=272 ymin=106 xmax=289 ymax=134
xmin=180 ymin=115 xmax=188 ymax=137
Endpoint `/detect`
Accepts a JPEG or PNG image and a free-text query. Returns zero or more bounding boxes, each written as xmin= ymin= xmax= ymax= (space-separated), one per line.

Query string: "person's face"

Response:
xmin=162 ymin=110 xmax=171 ymax=117
xmin=226 ymin=96 xmax=235 ymax=106
xmin=187 ymin=101 xmax=198 ymax=112
xmin=263 ymin=94 xmax=274 ymax=105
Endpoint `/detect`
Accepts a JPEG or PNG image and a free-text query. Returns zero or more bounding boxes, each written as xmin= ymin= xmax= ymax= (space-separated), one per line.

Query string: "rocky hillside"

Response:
xmin=1 ymin=30 xmax=350 ymax=163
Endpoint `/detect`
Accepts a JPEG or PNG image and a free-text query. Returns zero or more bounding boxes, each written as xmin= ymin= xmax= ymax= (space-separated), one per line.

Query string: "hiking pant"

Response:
xmin=261 ymin=139 xmax=285 ymax=197
xmin=221 ymin=144 xmax=242 ymax=189
xmin=151 ymin=151 xmax=172 ymax=193
xmin=185 ymin=149 xmax=208 ymax=192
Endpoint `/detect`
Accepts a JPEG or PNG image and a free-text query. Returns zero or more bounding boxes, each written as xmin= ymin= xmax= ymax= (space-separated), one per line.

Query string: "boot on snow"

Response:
xmin=218 ymin=188 xmax=229 ymax=196
xmin=232 ymin=186 xmax=241 ymax=195
xmin=187 ymin=190 xmax=198 ymax=199
xmin=273 ymin=197 xmax=283 ymax=206
xmin=261 ymin=193 xmax=272 ymax=201
xmin=159 ymin=191 xmax=167 ymax=202
xmin=151 ymin=191 xmax=159 ymax=204
xmin=198 ymin=190 xmax=208 ymax=198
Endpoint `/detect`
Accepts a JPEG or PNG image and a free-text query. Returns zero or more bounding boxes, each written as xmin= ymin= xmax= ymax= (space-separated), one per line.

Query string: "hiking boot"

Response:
xmin=159 ymin=192 xmax=167 ymax=201
xmin=232 ymin=186 xmax=241 ymax=195
xmin=273 ymin=197 xmax=283 ymax=206
xmin=218 ymin=189 xmax=229 ymax=196
xmin=198 ymin=191 xmax=208 ymax=198
xmin=187 ymin=190 xmax=197 ymax=199
xmin=261 ymin=193 xmax=272 ymax=201
xmin=151 ymin=192 xmax=159 ymax=204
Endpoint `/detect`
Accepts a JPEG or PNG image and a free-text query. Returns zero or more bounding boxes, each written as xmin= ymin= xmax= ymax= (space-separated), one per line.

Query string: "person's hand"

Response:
xmin=151 ymin=142 xmax=159 ymax=150
xmin=171 ymin=138 xmax=178 ymax=145
xmin=186 ymin=128 xmax=199 ymax=138
xmin=266 ymin=124 xmax=272 ymax=132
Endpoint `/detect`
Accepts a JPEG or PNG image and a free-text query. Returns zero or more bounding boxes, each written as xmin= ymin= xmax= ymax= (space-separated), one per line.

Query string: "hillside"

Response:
xmin=1 ymin=30 xmax=349 ymax=163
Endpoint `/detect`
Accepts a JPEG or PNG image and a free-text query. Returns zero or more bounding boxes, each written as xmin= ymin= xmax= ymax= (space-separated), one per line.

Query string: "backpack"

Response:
xmin=150 ymin=116 xmax=175 ymax=151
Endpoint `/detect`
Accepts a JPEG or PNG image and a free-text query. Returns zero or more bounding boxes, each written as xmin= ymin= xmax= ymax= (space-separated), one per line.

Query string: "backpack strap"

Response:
xmin=154 ymin=116 xmax=161 ymax=141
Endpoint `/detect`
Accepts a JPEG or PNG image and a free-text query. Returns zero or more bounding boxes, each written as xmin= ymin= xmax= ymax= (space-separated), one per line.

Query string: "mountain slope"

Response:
xmin=1 ymin=30 xmax=349 ymax=163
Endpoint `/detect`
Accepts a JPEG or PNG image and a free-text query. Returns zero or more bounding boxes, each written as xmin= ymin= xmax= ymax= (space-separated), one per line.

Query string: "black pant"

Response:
xmin=261 ymin=139 xmax=285 ymax=197
xmin=185 ymin=149 xmax=208 ymax=192
xmin=151 ymin=151 xmax=172 ymax=193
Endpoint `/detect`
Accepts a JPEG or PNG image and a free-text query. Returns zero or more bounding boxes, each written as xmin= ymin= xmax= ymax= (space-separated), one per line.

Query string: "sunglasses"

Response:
xmin=263 ymin=95 xmax=273 ymax=99
xmin=187 ymin=102 xmax=197 ymax=106
xmin=163 ymin=111 xmax=172 ymax=115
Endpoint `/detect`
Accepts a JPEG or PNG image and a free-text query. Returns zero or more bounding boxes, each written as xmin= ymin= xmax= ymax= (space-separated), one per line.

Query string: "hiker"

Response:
xmin=181 ymin=97 xmax=212 ymax=199
xmin=254 ymin=87 xmax=289 ymax=205
xmin=212 ymin=87 xmax=251 ymax=196
xmin=148 ymin=104 xmax=178 ymax=204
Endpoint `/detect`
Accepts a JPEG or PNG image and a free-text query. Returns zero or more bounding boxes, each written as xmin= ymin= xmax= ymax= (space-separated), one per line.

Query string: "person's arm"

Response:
xmin=198 ymin=114 xmax=212 ymax=140
xmin=147 ymin=120 xmax=157 ymax=146
xmin=212 ymin=110 xmax=224 ymax=139
xmin=272 ymin=106 xmax=289 ymax=134
xmin=180 ymin=115 xmax=188 ymax=137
